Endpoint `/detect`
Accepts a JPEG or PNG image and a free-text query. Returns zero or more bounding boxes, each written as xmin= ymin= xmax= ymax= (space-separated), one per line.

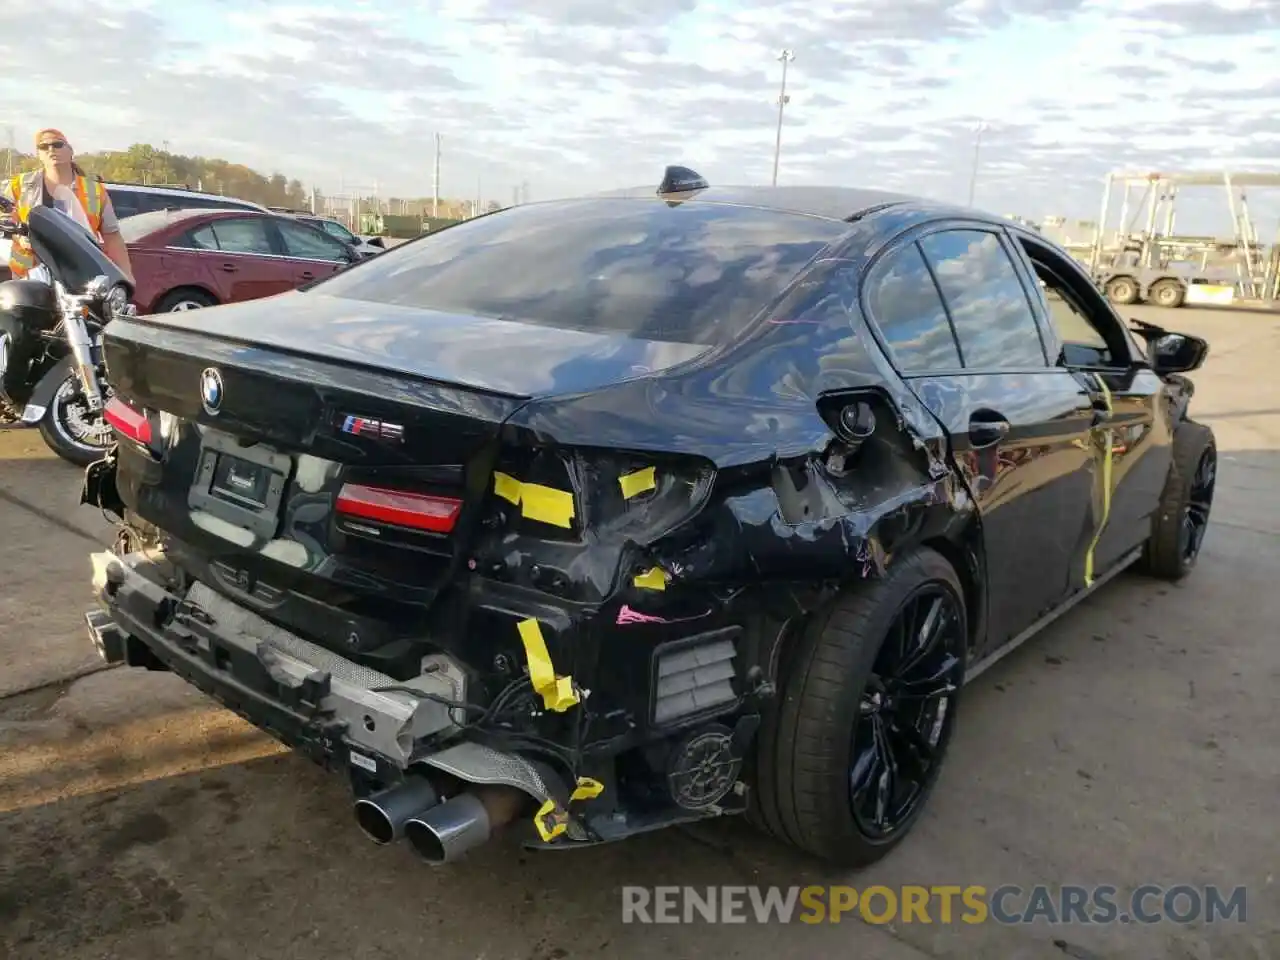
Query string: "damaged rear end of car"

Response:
xmin=82 ymin=189 xmax=975 ymax=865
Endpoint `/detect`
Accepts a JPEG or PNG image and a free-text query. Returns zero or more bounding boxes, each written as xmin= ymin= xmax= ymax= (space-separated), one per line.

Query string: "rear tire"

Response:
xmin=1137 ymin=420 xmax=1216 ymax=580
xmin=1148 ymin=279 xmax=1186 ymax=309
xmin=748 ymin=547 xmax=967 ymax=867
xmin=1105 ymin=275 xmax=1139 ymax=305
xmin=155 ymin=288 xmax=217 ymax=312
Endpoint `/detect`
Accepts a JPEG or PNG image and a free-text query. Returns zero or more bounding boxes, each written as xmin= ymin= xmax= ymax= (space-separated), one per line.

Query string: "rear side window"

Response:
xmin=313 ymin=199 xmax=847 ymax=345
xmin=864 ymin=244 xmax=962 ymax=372
xmin=128 ymin=193 xmax=167 ymax=216
xmin=917 ymin=230 xmax=1047 ymax=369
xmin=316 ymin=219 xmax=357 ymax=243
xmin=184 ymin=224 xmax=219 ymax=250
xmin=109 ymin=190 xmax=139 ymax=219
xmin=277 ymin=219 xmax=349 ymax=260
xmin=209 ymin=218 xmax=273 ymax=255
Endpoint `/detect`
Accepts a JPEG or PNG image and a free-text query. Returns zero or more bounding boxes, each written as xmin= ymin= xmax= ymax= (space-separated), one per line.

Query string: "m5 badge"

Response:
xmin=339 ymin=415 xmax=404 ymax=443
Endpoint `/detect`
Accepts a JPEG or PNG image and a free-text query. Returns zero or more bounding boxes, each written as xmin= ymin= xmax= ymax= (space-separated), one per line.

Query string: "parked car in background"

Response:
xmin=268 ymin=207 xmax=386 ymax=258
xmin=1 ymin=183 xmax=266 ymax=283
xmin=120 ymin=208 xmax=358 ymax=313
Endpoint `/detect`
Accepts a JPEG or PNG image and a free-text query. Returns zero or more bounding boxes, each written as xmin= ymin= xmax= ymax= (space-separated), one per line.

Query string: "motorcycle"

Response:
xmin=0 ymin=194 xmax=135 ymax=466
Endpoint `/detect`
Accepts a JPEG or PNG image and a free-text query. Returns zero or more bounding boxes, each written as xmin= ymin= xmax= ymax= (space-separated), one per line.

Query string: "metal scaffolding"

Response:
xmin=1088 ymin=170 xmax=1280 ymax=304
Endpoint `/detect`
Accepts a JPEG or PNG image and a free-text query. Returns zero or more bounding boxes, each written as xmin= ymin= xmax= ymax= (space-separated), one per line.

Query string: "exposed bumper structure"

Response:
xmin=87 ymin=549 xmax=557 ymax=862
xmin=90 ymin=550 xmax=466 ymax=768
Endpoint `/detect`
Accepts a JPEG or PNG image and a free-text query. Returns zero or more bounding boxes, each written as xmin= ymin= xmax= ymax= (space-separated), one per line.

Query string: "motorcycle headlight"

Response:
xmin=104 ymin=284 xmax=132 ymax=319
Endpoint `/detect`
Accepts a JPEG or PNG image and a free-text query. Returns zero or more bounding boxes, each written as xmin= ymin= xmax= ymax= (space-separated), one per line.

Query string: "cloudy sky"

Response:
xmin=3 ymin=0 xmax=1278 ymax=230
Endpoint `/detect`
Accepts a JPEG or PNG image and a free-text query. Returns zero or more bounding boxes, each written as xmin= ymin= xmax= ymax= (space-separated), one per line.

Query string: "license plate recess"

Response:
xmin=188 ymin=430 xmax=293 ymax=541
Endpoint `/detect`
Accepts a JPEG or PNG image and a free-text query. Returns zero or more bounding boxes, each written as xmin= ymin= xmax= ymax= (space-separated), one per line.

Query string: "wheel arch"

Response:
xmin=151 ymin=284 xmax=219 ymax=313
xmin=762 ymin=517 xmax=988 ymax=686
xmin=921 ymin=527 xmax=986 ymax=658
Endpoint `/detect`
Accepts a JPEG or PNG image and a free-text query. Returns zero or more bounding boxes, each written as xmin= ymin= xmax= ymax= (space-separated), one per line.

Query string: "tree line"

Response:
xmin=1 ymin=142 xmax=489 ymax=218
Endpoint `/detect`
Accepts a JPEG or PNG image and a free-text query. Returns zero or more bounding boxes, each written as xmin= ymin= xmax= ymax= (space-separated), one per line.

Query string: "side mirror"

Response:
xmin=1149 ymin=332 xmax=1209 ymax=375
xmin=0 ymin=195 xmax=13 ymax=214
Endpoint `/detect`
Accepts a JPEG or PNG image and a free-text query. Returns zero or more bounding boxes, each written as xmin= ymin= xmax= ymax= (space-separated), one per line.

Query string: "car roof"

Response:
xmin=284 ymin=212 xmax=342 ymax=224
xmin=105 ymin=182 xmax=267 ymax=210
xmin=587 ymin=184 xmax=952 ymax=223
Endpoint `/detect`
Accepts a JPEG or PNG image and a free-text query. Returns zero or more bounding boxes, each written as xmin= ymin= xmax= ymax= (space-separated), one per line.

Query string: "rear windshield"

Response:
xmin=313 ymin=198 xmax=848 ymax=344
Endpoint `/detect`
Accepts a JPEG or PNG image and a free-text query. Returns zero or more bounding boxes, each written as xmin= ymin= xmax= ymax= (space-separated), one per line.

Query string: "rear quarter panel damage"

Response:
xmin=467 ymin=225 xmax=985 ymax=741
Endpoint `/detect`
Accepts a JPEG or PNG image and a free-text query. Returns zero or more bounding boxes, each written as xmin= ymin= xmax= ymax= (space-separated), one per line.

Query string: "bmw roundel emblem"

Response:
xmin=200 ymin=367 xmax=223 ymax=415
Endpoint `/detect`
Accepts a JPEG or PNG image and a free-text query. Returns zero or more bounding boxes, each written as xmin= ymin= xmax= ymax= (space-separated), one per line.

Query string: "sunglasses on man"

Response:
xmin=38 ymin=140 xmax=67 ymax=151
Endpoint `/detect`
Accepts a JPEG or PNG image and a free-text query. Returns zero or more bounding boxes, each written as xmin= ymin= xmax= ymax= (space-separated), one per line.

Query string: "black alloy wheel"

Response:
xmin=747 ymin=546 xmax=968 ymax=867
xmin=849 ymin=584 xmax=964 ymax=840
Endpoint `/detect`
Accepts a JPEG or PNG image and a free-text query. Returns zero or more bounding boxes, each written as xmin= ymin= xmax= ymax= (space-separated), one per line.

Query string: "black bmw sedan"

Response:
xmin=83 ymin=167 xmax=1215 ymax=869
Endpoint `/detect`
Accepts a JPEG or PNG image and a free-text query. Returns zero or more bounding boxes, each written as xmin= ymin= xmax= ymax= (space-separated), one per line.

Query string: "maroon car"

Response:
xmin=120 ymin=208 xmax=359 ymax=313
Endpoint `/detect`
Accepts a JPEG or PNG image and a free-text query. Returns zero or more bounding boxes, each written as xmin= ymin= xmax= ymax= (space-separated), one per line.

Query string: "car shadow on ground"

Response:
xmin=0 ymin=446 xmax=1277 ymax=960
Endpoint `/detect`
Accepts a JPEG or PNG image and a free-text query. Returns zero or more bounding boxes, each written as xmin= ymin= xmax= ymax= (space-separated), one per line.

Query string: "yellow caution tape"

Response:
xmin=493 ymin=471 xmax=522 ymax=504
xmin=516 ymin=618 xmax=580 ymax=712
xmin=533 ymin=778 xmax=605 ymax=842
xmin=632 ymin=567 xmax=668 ymax=591
xmin=534 ymin=799 xmax=565 ymax=841
xmin=619 ymin=466 xmax=657 ymax=499
xmin=493 ymin=472 xmax=576 ymax=528
xmin=570 ymin=777 xmax=604 ymax=801
xmin=520 ymin=485 xmax=575 ymax=528
xmin=1083 ymin=375 xmax=1114 ymax=587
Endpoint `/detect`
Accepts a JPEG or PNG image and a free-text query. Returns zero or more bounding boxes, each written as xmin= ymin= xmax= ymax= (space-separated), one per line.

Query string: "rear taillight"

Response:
xmin=489 ymin=450 xmax=714 ymax=546
xmin=336 ymin=483 xmax=462 ymax=534
xmin=103 ymin=397 xmax=152 ymax=445
xmin=590 ymin=455 xmax=715 ymax=545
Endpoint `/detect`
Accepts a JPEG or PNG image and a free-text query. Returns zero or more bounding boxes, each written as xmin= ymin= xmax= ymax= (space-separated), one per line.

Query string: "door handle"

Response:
xmin=968 ymin=412 xmax=1011 ymax=449
xmin=299 ymin=271 xmax=316 ymax=280
xmin=220 ymin=262 xmax=238 ymax=273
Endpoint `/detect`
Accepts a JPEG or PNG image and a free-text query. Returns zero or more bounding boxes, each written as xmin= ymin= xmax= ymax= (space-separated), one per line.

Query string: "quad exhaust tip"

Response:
xmin=84 ymin=609 xmax=125 ymax=663
xmin=353 ymin=777 xmax=440 ymax=845
xmin=354 ymin=779 xmax=528 ymax=865
xmin=404 ymin=792 xmax=495 ymax=865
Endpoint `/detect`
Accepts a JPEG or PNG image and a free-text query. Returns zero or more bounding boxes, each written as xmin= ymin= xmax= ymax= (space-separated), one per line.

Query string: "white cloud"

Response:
xmin=2 ymin=0 xmax=1279 ymax=229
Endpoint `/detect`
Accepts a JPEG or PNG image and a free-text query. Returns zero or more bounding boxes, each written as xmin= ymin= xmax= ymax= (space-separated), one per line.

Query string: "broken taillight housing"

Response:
xmin=484 ymin=448 xmax=716 ymax=546
xmin=335 ymin=482 xmax=463 ymax=534
xmin=580 ymin=453 xmax=716 ymax=546
xmin=103 ymin=396 xmax=152 ymax=445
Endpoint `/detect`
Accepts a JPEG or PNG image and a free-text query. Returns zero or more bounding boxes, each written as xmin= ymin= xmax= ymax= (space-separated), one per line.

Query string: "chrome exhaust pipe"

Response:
xmin=84 ymin=609 xmax=125 ymax=663
xmin=404 ymin=786 xmax=526 ymax=865
xmin=353 ymin=776 xmax=440 ymax=845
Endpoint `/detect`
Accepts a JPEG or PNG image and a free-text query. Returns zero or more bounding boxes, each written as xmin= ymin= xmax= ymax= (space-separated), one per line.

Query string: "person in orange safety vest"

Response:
xmin=1 ymin=127 xmax=133 ymax=282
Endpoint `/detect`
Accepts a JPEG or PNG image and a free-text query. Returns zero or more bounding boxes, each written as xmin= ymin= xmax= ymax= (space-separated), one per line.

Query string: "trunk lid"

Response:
xmin=101 ymin=297 xmax=709 ymax=660
xmin=141 ymin=290 xmax=711 ymax=398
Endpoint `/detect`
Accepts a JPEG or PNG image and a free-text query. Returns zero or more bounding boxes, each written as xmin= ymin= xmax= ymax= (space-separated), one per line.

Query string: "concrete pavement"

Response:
xmin=1 ymin=305 xmax=1277 ymax=960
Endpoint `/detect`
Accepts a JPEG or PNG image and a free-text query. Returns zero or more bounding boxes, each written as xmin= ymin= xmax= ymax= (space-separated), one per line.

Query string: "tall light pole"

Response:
xmin=771 ymin=48 xmax=795 ymax=187
xmin=967 ymin=121 xmax=987 ymax=207
xmin=432 ymin=132 xmax=442 ymax=218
